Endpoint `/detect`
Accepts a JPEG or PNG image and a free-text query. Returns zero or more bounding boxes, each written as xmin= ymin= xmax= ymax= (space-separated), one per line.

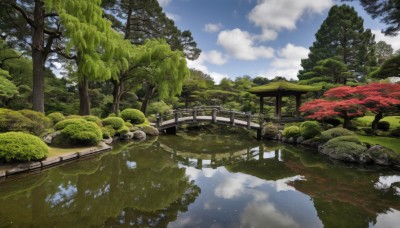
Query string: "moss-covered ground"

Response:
xmin=356 ymin=135 xmax=400 ymax=154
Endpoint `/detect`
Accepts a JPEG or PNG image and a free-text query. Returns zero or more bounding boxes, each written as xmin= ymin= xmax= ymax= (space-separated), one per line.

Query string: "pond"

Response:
xmin=0 ymin=127 xmax=399 ymax=227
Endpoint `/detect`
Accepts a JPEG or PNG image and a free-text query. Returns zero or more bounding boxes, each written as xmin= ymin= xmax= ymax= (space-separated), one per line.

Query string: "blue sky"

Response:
xmin=158 ymin=0 xmax=400 ymax=84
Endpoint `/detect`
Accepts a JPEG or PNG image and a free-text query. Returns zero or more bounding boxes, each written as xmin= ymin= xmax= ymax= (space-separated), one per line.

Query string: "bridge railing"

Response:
xmin=156 ymin=106 xmax=264 ymax=129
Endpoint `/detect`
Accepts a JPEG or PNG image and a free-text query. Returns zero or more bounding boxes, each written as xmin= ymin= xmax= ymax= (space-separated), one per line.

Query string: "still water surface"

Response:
xmin=0 ymin=129 xmax=399 ymax=227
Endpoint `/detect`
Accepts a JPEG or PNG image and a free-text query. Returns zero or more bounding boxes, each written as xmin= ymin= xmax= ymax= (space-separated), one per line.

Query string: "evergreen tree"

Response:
xmin=375 ymin=41 xmax=394 ymax=65
xmin=343 ymin=0 xmax=400 ymax=36
xmin=299 ymin=4 xmax=377 ymax=80
xmin=102 ymin=0 xmax=201 ymax=60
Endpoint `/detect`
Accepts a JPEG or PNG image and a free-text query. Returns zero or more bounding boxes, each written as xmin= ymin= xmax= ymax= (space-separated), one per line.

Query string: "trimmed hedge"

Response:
xmin=83 ymin=115 xmax=102 ymax=127
xmin=61 ymin=121 xmax=102 ymax=146
xmin=282 ymin=126 xmax=300 ymax=138
xmin=102 ymin=117 xmax=125 ymax=130
xmin=102 ymin=125 xmax=116 ymax=138
xmin=54 ymin=119 xmax=88 ymax=131
xmin=120 ymin=109 xmax=145 ymax=124
xmin=391 ymin=126 xmax=400 ymax=137
xmin=0 ymin=109 xmax=51 ymax=136
xmin=300 ymin=121 xmax=321 ymax=139
xmin=117 ymin=125 xmax=130 ymax=135
xmin=47 ymin=112 xmax=65 ymax=124
xmin=0 ymin=132 xmax=48 ymax=162
xmin=320 ymin=127 xmax=354 ymax=142
xmin=323 ymin=136 xmax=366 ymax=155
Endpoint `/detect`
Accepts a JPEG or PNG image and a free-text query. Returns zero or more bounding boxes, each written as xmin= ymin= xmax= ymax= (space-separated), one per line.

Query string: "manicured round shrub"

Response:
xmin=261 ymin=124 xmax=279 ymax=139
xmin=54 ymin=119 xmax=88 ymax=131
xmin=47 ymin=112 xmax=65 ymax=124
xmin=300 ymin=121 xmax=321 ymax=139
xmin=116 ymin=125 xmax=129 ymax=135
xmin=0 ymin=132 xmax=48 ymax=162
xmin=102 ymin=117 xmax=125 ymax=130
xmin=102 ymin=125 xmax=116 ymax=138
xmin=320 ymin=127 xmax=354 ymax=142
xmin=18 ymin=109 xmax=52 ymax=136
xmin=282 ymin=126 xmax=300 ymax=138
xmin=323 ymin=136 xmax=366 ymax=155
xmin=66 ymin=115 xmax=83 ymax=119
xmin=377 ymin=121 xmax=390 ymax=131
xmin=0 ymin=108 xmax=33 ymax=133
xmin=120 ymin=109 xmax=145 ymax=124
xmin=125 ymin=122 xmax=133 ymax=128
xmin=83 ymin=115 xmax=102 ymax=127
xmin=61 ymin=122 xmax=102 ymax=146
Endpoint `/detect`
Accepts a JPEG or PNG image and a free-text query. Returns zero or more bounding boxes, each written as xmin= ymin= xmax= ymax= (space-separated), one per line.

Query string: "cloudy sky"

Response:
xmin=158 ymin=0 xmax=400 ymax=84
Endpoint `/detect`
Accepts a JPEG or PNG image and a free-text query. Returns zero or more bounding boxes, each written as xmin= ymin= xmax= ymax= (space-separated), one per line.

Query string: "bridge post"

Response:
xmin=230 ymin=111 xmax=235 ymax=126
xmin=174 ymin=112 xmax=179 ymax=125
xmin=212 ymin=108 xmax=217 ymax=123
xmin=156 ymin=114 xmax=160 ymax=128
xmin=246 ymin=113 xmax=251 ymax=129
xmin=257 ymin=128 xmax=262 ymax=140
xmin=193 ymin=109 xmax=197 ymax=122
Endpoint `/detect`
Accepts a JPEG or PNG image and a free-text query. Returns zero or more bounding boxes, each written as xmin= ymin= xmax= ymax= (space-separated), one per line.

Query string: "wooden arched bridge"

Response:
xmin=155 ymin=106 xmax=264 ymax=139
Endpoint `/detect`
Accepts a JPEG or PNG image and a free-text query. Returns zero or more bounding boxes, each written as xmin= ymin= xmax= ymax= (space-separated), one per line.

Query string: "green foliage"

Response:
xmin=54 ymin=119 xmax=88 ymax=131
xmin=0 ymin=132 xmax=48 ymax=162
xmin=61 ymin=121 xmax=102 ymax=146
xmin=282 ymin=126 xmax=301 ymax=138
xmin=300 ymin=121 xmax=321 ymax=139
xmin=125 ymin=122 xmax=133 ymax=128
xmin=371 ymin=55 xmax=400 ymax=79
xmin=323 ymin=136 xmax=366 ymax=154
xmin=102 ymin=117 xmax=125 ymax=130
xmin=147 ymin=101 xmax=172 ymax=116
xmin=47 ymin=112 xmax=65 ymax=124
xmin=249 ymin=80 xmax=321 ymax=94
xmin=0 ymin=69 xmax=18 ymax=99
xmin=116 ymin=125 xmax=129 ymax=135
xmin=261 ymin=124 xmax=279 ymax=139
xmin=320 ymin=127 xmax=354 ymax=142
xmin=120 ymin=109 xmax=145 ymax=124
xmin=66 ymin=115 xmax=83 ymax=119
xmin=378 ymin=121 xmax=390 ymax=131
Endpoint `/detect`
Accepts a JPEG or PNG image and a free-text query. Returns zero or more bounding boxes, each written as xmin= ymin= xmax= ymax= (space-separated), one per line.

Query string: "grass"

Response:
xmin=355 ymin=116 xmax=400 ymax=130
xmin=356 ymin=135 xmax=400 ymax=154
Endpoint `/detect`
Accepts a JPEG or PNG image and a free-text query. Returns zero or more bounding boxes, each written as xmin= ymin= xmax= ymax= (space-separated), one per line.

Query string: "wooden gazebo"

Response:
xmin=249 ymin=80 xmax=322 ymax=119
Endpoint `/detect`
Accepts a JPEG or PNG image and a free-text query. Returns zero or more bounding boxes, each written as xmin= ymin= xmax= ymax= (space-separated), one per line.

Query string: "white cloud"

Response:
xmin=166 ymin=12 xmax=181 ymax=21
xmin=248 ymin=0 xmax=333 ymax=41
xmin=203 ymin=50 xmax=228 ymax=65
xmin=203 ymin=23 xmax=224 ymax=33
xmin=157 ymin=0 xmax=171 ymax=7
xmin=372 ymin=30 xmax=400 ymax=51
xmin=217 ymin=28 xmax=274 ymax=60
xmin=261 ymin=43 xmax=309 ymax=80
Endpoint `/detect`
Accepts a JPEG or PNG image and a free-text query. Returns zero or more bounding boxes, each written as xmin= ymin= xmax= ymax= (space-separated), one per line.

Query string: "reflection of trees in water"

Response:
xmin=0 ymin=142 xmax=200 ymax=226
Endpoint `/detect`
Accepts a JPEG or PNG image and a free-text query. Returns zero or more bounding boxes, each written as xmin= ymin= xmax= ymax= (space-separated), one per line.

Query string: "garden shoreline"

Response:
xmin=0 ymin=142 xmax=112 ymax=178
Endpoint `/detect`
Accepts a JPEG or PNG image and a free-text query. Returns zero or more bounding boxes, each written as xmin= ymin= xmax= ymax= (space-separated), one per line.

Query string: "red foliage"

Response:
xmin=301 ymin=83 xmax=400 ymax=121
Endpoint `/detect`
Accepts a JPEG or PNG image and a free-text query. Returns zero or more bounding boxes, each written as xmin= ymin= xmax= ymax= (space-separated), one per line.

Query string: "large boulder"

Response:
xmin=140 ymin=125 xmax=159 ymax=136
xmin=43 ymin=131 xmax=61 ymax=144
xmin=318 ymin=136 xmax=367 ymax=163
xmin=120 ymin=132 xmax=134 ymax=140
xmin=133 ymin=130 xmax=146 ymax=140
xmin=366 ymin=145 xmax=400 ymax=166
xmin=261 ymin=124 xmax=279 ymax=139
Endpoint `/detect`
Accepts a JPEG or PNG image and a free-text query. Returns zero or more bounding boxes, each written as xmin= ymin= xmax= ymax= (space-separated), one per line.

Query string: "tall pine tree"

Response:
xmin=299 ymin=4 xmax=377 ymax=81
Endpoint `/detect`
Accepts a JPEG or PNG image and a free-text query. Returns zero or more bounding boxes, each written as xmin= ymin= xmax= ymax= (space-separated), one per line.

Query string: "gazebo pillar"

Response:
xmin=295 ymin=94 xmax=301 ymax=118
xmin=275 ymin=93 xmax=282 ymax=119
xmin=259 ymin=96 xmax=264 ymax=114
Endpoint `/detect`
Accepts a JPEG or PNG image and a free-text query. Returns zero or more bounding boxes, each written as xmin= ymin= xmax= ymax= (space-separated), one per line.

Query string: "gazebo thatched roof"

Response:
xmin=249 ymin=80 xmax=322 ymax=96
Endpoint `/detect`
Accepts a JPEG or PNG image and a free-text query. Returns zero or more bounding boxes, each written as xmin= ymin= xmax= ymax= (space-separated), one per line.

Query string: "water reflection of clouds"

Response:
xmin=374 ymin=175 xmax=400 ymax=195
xmin=372 ymin=209 xmax=400 ymax=228
xmin=45 ymin=182 xmax=77 ymax=207
xmin=241 ymin=202 xmax=300 ymax=228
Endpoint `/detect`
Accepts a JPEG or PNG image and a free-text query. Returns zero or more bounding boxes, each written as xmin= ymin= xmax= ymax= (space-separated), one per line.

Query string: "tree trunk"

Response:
xmin=140 ymin=86 xmax=156 ymax=115
xmin=78 ymin=76 xmax=91 ymax=115
xmin=371 ymin=111 xmax=384 ymax=134
xmin=32 ymin=0 xmax=45 ymax=112
xmin=343 ymin=118 xmax=351 ymax=129
xmin=112 ymin=79 xmax=121 ymax=115
xmin=185 ymin=96 xmax=189 ymax=108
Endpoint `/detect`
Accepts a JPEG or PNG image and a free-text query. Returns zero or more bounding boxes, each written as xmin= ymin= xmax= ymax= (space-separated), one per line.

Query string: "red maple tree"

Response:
xmin=300 ymin=83 xmax=400 ymax=130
